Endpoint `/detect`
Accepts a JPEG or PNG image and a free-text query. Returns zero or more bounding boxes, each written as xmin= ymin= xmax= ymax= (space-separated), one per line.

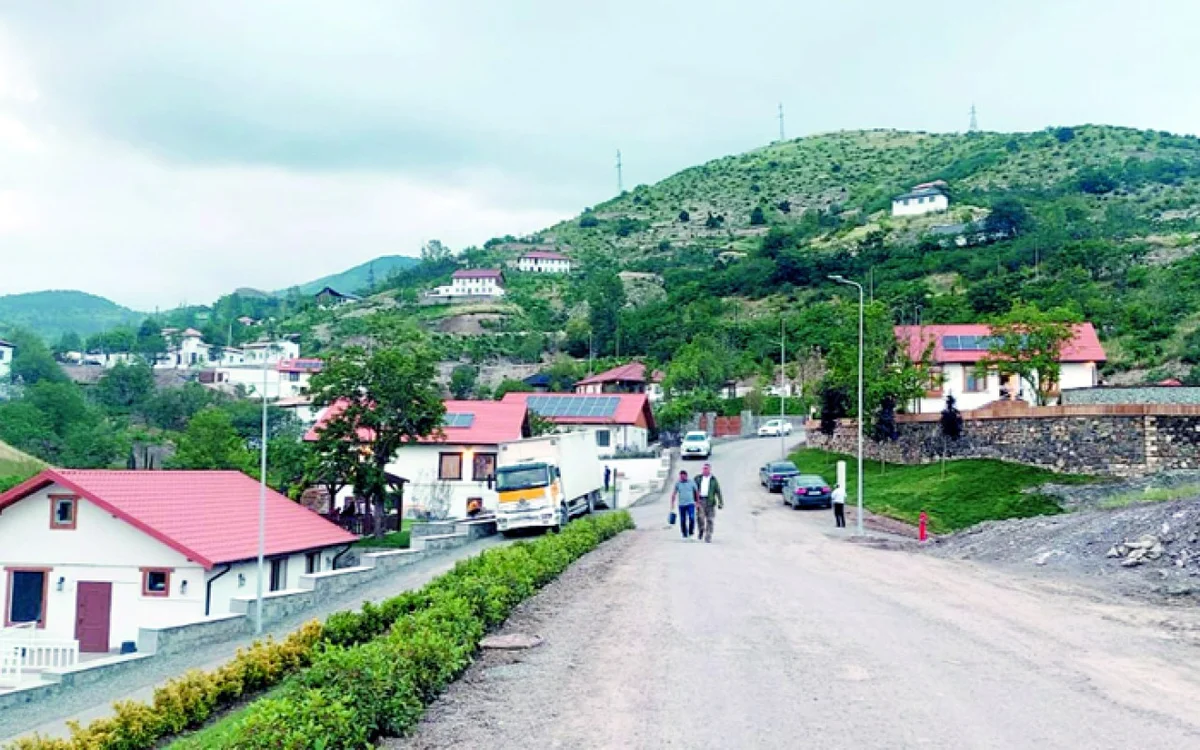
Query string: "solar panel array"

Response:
xmin=525 ymin=395 xmax=621 ymax=419
xmin=443 ymin=413 xmax=475 ymax=428
xmin=942 ymin=335 xmax=997 ymax=351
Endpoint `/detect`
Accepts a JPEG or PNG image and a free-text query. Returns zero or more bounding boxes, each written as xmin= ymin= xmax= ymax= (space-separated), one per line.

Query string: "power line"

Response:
xmin=615 ymin=149 xmax=623 ymax=194
xmin=969 ymin=103 xmax=979 ymax=133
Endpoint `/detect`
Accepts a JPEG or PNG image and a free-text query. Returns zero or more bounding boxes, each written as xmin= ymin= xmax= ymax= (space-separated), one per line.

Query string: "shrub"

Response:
xmin=233 ymin=689 xmax=369 ymax=750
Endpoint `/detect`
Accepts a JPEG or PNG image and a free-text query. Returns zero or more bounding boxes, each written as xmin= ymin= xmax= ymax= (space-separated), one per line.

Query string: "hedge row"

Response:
xmin=6 ymin=511 xmax=635 ymax=750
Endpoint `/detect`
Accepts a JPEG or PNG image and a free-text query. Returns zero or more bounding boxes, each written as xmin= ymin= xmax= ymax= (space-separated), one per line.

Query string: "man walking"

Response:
xmin=671 ymin=469 xmax=698 ymax=539
xmin=832 ymin=481 xmax=847 ymax=528
xmin=695 ymin=463 xmax=724 ymax=543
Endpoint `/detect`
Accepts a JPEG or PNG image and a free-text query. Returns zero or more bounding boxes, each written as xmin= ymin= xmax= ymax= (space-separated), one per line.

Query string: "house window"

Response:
xmin=141 ymin=568 xmax=171 ymax=597
xmin=473 ymin=452 xmax=497 ymax=482
xmin=270 ymin=558 xmax=288 ymax=592
xmin=288 ymin=372 xmax=300 ymax=382
xmin=5 ymin=569 xmax=48 ymax=627
xmin=926 ymin=367 xmax=944 ymax=396
xmin=439 ymin=452 xmax=463 ymax=481
xmin=305 ymin=552 xmax=321 ymax=575
xmin=49 ymin=495 xmax=77 ymax=530
xmin=595 ymin=429 xmax=612 ymax=448
xmin=965 ymin=369 xmax=988 ymax=393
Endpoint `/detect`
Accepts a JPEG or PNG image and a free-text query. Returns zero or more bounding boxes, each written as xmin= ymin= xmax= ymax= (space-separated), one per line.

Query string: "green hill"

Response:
xmin=0 ymin=290 xmax=144 ymax=341
xmin=0 ymin=439 xmax=46 ymax=491
xmin=281 ymin=255 xmax=421 ymax=297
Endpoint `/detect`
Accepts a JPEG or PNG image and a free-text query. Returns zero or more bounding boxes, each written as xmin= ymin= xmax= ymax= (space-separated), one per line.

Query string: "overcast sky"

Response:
xmin=2 ymin=1 xmax=1199 ymax=310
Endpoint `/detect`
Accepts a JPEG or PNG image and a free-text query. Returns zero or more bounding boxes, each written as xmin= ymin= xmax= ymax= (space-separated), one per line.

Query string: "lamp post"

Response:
xmin=780 ymin=317 xmax=787 ymax=460
xmin=255 ymin=345 xmax=274 ymax=635
xmin=829 ymin=275 xmax=865 ymax=536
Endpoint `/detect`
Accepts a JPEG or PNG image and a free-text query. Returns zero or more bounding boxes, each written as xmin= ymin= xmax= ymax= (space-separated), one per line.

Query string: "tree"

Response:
xmin=749 ymin=206 xmax=766 ymax=226
xmin=142 ymin=382 xmax=222 ymax=431
xmin=53 ymin=332 xmax=83 ymax=358
xmin=579 ymin=211 xmax=599 ymax=228
xmin=492 ymin=377 xmax=529 ymax=400
xmin=819 ymin=385 xmax=848 ymax=436
xmin=449 ymin=364 xmax=478 ymax=399
xmin=528 ymin=412 xmax=557 ymax=437
xmin=135 ymin=319 xmax=167 ymax=360
xmin=979 ymin=303 xmax=1080 ymax=406
xmin=984 ymin=198 xmax=1031 ymax=237
xmin=7 ymin=330 xmax=66 ymax=386
xmin=169 ymin=408 xmax=254 ymax=471
xmin=419 ymin=239 xmax=452 ymax=263
xmin=678 ymin=210 xmax=690 ymax=223
xmin=939 ymin=395 xmax=963 ymax=440
xmin=586 ymin=266 xmax=626 ymax=357
xmin=873 ymin=395 xmax=899 ymax=442
xmin=546 ymin=357 xmax=583 ymax=392
xmin=704 ymin=212 xmax=725 ymax=229
xmin=662 ymin=336 xmax=731 ymax=397
xmin=94 ymin=362 xmax=155 ymax=414
xmin=308 ymin=342 xmax=445 ymax=537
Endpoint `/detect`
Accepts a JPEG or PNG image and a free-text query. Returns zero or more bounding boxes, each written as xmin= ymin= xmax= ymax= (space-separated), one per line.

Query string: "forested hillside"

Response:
xmin=0 ymin=290 xmax=143 ymax=341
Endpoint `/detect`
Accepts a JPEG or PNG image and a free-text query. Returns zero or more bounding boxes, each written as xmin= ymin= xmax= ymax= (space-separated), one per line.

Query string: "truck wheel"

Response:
xmin=586 ymin=492 xmax=595 ymax=515
xmin=555 ymin=503 xmax=569 ymax=531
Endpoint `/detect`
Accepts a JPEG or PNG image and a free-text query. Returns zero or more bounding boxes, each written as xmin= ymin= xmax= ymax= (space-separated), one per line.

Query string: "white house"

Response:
xmin=515 ymin=251 xmax=572 ymax=274
xmin=573 ymin=362 xmax=665 ymax=403
xmin=501 ymin=392 xmax=656 ymax=457
xmin=208 ymin=358 xmax=323 ymax=400
xmin=0 ymin=469 xmax=355 ymax=655
xmin=891 ymin=181 xmax=950 ymax=217
xmin=305 ymin=400 xmax=531 ymax=520
xmin=896 ymin=324 xmax=1106 ymax=413
xmin=427 ymin=269 xmax=506 ymax=300
xmin=0 ymin=338 xmax=14 ymax=383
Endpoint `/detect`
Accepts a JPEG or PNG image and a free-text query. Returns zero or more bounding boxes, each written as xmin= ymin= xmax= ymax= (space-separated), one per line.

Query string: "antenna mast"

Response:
xmin=778 ymin=102 xmax=785 ymax=142
xmin=616 ymin=150 xmax=624 ymax=194
xmin=969 ymin=103 xmax=979 ymax=133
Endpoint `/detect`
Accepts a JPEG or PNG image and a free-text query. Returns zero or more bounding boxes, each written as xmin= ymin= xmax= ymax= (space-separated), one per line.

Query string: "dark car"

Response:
xmin=783 ymin=474 xmax=833 ymax=509
xmin=759 ymin=461 xmax=800 ymax=493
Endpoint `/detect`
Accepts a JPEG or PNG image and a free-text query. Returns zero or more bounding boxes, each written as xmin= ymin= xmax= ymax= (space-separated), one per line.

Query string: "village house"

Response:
xmin=205 ymin=357 xmax=323 ymax=401
xmin=314 ymin=286 xmax=362 ymax=309
xmin=0 ymin=338 xmax=13 ymax=383
xmin=306 ymin=400 xmax=531 ymax=520
xmin=574 ymin=362 xmax=665 ymax=403
xmin=427 ymin=269 xmax=506 ymax=300
xmin=515 ymin=251 xmax=572 ymax=274
xmin=501 ymin=392 xmax=656 ymax=457
xmin=896 ymin=323 xmax=1106 ymax=413
xmin=891 ymin=180 xmax=950 ymax=217
xmin=0 ymin=470 xmax=355 ymax=655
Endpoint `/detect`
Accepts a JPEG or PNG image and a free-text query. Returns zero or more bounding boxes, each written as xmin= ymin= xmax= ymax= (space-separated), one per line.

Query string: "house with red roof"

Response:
xmin=306 ymin=400 xmax=531 ymax=520
xmin=574 ymin=362 xmax=665 ymax=403
xmin=0 ymin=470 xmax=355 ymax=654
xmin=426 ymin=269 xmax=506 ymax=301
xmin=895 ymin=323 xmax=1106 ymax=413
xmin=500 ymin=392 xmax=656 ymax=456
xmin=515 ymin=250 xmax=572 ymax=274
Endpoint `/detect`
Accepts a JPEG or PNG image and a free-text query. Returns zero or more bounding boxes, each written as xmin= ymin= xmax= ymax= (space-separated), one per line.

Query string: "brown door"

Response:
xmin=75 ymin=582 xmax=112 ymax=653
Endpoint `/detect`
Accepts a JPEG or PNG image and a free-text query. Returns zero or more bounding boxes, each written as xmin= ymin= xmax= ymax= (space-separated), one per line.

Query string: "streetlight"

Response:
xmin=829 ymin=275 xmax=865 ymax=536
xmin=255 ymin=343 xmax=276 ymax=635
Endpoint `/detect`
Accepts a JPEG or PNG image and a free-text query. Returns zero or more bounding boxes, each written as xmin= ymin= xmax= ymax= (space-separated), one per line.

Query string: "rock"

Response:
xmin=1106 ymin=546 xmax=1122 ymax=558
xmin=1121 ymin=557 xmax=1144 ymax=567
xmin=1031 ymin=550 xmax=1064 ymax=566
xmin=481 ymin=633 xmax=545 ymax=650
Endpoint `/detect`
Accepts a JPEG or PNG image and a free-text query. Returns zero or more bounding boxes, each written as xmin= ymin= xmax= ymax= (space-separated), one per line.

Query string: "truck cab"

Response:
xmin=495 ymin=460 xmax=592 ymax=534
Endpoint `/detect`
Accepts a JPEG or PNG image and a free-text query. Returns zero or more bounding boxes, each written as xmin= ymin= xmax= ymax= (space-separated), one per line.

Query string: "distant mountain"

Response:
xmin=280 ymin=255 xmax=420 ymax=297
xmin=0 ymin=290 xmax=144 ymax=341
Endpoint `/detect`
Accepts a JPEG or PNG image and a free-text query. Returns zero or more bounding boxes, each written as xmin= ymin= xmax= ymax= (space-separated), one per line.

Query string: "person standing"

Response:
xmin=695 ymin=463 xmax=724 ymax=543
xmin=671 ymin=470 xmax=698 ymax=539
xmin=832 ymin=482 xmax=847 ymax=528
xmin=604 ymin=466 xmax=611 ymax=493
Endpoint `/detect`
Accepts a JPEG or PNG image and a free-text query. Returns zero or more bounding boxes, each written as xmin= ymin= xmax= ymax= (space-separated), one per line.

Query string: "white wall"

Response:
xmin=550 ymin=424 xmax=649 ymax=457
xmin=891 ymin=193 xmax=949 ymax=217
xmin=912 ymin=361 xmax=1099 ymax=413
xmin=516 ymin=257 xmax=571 ymax=273
xmin=450 ymin=276 xmax=504 ymax=297
xmin=0 ymin=344 xmax=13 ymax=381
xmin=217 ymin=366 xmax=313 ymax=399
xmin=386 ymin=443 xmax=501 ymax=520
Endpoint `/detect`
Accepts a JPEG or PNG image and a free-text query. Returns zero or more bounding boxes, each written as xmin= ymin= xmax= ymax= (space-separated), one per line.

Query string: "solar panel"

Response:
xmin=526 ymin=395 xmax=621 ymax=419
xmin=443 ymin=413 xmax=475 ymax=428
xmin=942 ymin=335 xmax=961 ymax=351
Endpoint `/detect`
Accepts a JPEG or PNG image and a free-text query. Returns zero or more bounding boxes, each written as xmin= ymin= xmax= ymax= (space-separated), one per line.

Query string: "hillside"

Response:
xmin=0 ymin=290 xmax=144 ymax=341
xmin=0 ymin=439 xmax=46 ymax=491
xmin=280 ymin=255 xmax=420 ymax=297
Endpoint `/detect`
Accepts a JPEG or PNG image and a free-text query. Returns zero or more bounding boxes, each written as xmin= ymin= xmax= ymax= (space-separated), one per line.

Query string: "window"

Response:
xmin=5 ymin=569 xmax=48 ymax=627
xmin=49 ymin=495 xmax=77 ymax=530
xmin=473 ymin=452 xmax=497 ymax=482
xmin=141 ymin=568 xmax=171 ymax=597
xmin=270 ymin=558 xmax=288 ymax=592
xmin=438 ymin=452 xmax=463 ymax=481
xmin=288 ymin=372 xmax=300 ymax=382
xmin=595 ymin=429 xmax=612 ymax=447
xmin=305 ymin=552 xmax=321 ymax=575
xmin=965 ymin=369 xmax=988 ymax=393
xmin=926 ymin=367 xmax=944 ymax=396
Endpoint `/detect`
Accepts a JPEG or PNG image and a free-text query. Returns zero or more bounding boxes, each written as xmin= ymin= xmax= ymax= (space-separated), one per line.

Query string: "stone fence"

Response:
xmin=805 ymin=402 xmax=1200 ymax=476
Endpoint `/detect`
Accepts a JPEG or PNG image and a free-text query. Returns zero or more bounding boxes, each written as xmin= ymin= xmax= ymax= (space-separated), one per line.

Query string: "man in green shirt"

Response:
xmin=695 ymin=463 xmax=724 ymax=543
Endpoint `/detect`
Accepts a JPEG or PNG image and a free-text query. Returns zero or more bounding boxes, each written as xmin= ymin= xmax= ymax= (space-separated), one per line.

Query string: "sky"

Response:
xmin=2 ymin=0 xmax=1199 ymax=310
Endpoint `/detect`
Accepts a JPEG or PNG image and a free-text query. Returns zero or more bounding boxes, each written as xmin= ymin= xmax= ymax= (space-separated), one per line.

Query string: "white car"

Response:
xmin=757 ymin=419 xmax=794 ymax=438
xmin=681 ymin=430 xmax=712 ymax=460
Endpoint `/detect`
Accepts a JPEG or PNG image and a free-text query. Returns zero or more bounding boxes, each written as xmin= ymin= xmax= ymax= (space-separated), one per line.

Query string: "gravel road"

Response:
xmin=390 ymin=438 xmax=1200 ymax=750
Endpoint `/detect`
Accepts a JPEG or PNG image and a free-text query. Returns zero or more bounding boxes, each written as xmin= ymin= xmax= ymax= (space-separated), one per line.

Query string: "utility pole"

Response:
xmin=969 ymin=103 xmax=979 ymax=133
xmin=778 ymin=102 xmax=786 ymax=142
xmin=616 ymin=150 xmax=624 ymax=194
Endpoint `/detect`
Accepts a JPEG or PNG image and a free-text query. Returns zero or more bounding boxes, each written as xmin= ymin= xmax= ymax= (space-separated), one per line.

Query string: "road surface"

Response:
xmin=393 ymin=438 xmax=1200 ymax=749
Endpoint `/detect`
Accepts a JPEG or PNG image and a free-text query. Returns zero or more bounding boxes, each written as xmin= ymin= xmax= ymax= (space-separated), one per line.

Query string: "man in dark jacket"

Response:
xmin=695 ymin=463 xmax=724 ymax=543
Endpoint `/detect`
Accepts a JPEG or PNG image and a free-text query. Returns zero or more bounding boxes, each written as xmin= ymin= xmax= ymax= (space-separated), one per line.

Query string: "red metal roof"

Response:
xmin=500 ymin=392 xmax=655 ymax=429
xmin=895 ymin=324 xmax=1107 ymax=364
xmin=452 ymin=268 xmax=504 ymax=280
xmin=0 ymin=469 xmax=356 ymax=570
xmin=574 ymin=362 xmax=664 ymax=386
xmin=522 ymin=251 xmax=570 ymax=261
xmin=305 ymin=399 xmax=528 ymax=446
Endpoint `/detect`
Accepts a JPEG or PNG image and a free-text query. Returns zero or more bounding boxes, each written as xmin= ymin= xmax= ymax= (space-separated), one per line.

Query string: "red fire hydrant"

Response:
xmin=918 ymin=511 xmax=928 ymax=543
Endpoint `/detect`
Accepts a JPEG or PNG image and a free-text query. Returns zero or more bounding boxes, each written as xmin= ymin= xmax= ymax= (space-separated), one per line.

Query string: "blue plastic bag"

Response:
xmin=669 ymin=511 xmax=677 ymax=525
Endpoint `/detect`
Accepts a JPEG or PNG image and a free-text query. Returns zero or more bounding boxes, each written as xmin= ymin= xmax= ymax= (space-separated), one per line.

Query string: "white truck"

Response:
xmin=495 ymin=432 xmax=604 ymax=535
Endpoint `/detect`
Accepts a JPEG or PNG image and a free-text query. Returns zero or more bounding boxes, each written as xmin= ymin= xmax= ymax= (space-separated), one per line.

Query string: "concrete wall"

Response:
xmin=805 ymin=404 xmax=1200 ymax=476
xmin=1063 ymin=386 xmax=1200 ymax=405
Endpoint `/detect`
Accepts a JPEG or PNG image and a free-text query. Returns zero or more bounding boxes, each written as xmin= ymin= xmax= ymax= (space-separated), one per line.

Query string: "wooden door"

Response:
xmin=75 ymin=582 xmax=112 ymax=653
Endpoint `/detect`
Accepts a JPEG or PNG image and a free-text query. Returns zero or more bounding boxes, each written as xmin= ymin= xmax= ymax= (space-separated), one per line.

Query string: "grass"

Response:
xmin=353 ymin=520 xmax=414 ymax=549
xmin=0 ymin=439 xmax=47 ymax=492
xmin=1099 ymin=483 xmax=1200 ymax=510
xmin=166 ymin=686 xmax=286 ymax=749
xmin=790 ymin=449 xmax=1096 ymax=534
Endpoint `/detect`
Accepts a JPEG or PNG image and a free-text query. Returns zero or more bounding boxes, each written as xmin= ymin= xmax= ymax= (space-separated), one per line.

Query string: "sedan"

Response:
xmin=681 ymin=431 xmax=712 ymax=460
xmin=757 ymin=419 xmax=794 ymax=438
xmin=784 ymin=475 xmax=833 ymax=509
xmin=759 ymin=461 xmax=800 ymax=492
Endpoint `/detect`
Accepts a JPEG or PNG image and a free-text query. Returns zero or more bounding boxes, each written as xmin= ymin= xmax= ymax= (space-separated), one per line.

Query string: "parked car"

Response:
xmin=759 ymin=460 xmax=800 ymax=492
xmin=681 ymin=430 xmax=712 ymax=460
xmin=783 ymin=474 xmax=833 ymax=509
xmin=757 ymin=419 xmax=793 ymax=437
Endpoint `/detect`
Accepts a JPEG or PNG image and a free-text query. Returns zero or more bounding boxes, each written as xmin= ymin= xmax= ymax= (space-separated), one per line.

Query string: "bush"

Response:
xmin=233 ymin=689 xmax=369 ymax=750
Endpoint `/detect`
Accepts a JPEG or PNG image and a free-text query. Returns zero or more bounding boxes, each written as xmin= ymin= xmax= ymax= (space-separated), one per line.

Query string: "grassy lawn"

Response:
xmin=789 ymin=449 xmax=1095 ymax=534
xmin=353 ymin=519 xmax=414 ymax=549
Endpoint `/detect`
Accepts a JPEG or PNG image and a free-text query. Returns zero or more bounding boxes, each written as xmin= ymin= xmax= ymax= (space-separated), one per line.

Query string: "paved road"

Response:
xmin=398 ymin=438 xmax=1200 ymax=749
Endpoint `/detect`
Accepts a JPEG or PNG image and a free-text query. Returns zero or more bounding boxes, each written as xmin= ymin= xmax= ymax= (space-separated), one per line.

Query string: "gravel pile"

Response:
xmin=928 ymin=497 xmax=1200 ymax=602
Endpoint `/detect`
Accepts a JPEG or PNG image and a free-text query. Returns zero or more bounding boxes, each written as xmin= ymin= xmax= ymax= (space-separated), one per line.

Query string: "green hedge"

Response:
xmin=6 ymin=511 xmax=635 ymax=750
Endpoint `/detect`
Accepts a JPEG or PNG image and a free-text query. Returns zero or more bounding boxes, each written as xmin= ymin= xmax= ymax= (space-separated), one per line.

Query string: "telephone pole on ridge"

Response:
xmin=616 ymin=150 xmax=624 ymax=194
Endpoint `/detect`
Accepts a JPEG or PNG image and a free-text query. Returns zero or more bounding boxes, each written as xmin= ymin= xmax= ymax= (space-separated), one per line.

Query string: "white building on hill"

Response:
xmin=515 ymin=251 xmax=572 ymax=274
xmin=891 ymin=181 xmax=950 ymax=217
xmin=0 ymin=338 xmax=13 ymax=383
xmin=427 ymin=270 xmax=506 ymax=300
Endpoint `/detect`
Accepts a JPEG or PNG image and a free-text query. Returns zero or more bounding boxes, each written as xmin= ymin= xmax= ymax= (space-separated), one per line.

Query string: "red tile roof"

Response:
xmin=452 ymin=268 xmax=504 ymax=280
xmin=0 ymin=469 xmax=356 ymax=569
xmin=522 ymin=251 xmax=570 ymax=261
xmin=500 ymin=392 xmax=655 ymax=429
xmin=574 ymin=362 xmax=664 ymax=386
xmin=895 ymin=324 xmax=1106 ymax=364
xmin=277 ymin=358 xmax=324 ymax=373
xmin=180 ymin=328 xmax=204 ymax=338
xmin=305 ymin=399 xmax=528 ymax=446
